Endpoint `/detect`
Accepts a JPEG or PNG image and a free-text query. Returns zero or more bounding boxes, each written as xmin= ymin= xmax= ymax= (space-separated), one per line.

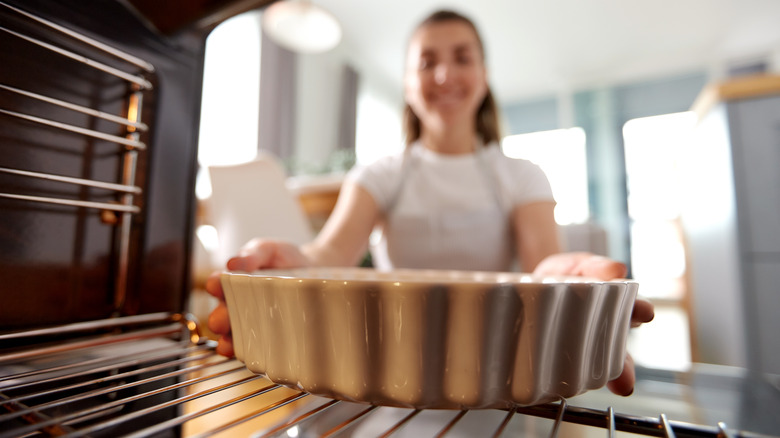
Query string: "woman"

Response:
xmin=206 ymin=9 xmax=653 ymax=396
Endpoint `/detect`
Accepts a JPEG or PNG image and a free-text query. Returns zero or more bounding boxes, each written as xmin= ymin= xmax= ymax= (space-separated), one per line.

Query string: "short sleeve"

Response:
xmin=344 ymin=154 xmax=405 ymax=212
xmin=489 ymin=150 xmax=555 ymax=208
xmin=510 ymin=159 xmax=555 ymax=205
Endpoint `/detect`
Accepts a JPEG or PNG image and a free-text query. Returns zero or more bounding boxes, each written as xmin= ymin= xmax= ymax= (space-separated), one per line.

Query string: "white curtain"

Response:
xmin=257 ymin=28 xmax=297 ymax=161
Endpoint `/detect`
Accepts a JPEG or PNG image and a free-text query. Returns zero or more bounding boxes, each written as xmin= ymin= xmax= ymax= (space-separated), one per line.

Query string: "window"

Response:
xmin=354 ymin=87 xmax=403 ymax=165
xmin=501 ymin=128 xmax=589 ymax=225
xmin=623 ymin=112 xmax=696 ymax=300
xmin=194 ymin=11 xmax=262 ymax=254
xmin=622 ymin=111 xmax=697 ymax=371
xmin=196 ymin=11 xmax=263 ymax=199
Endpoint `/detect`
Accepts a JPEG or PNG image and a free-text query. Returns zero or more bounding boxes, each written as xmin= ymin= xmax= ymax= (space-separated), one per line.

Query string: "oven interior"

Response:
xmin=1 ymin=1 xmax=779 ymax=437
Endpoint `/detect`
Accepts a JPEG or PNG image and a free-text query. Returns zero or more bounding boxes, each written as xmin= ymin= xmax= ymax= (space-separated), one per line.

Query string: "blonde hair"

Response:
xmin=402 ymin=10 xmax=502 ymax=146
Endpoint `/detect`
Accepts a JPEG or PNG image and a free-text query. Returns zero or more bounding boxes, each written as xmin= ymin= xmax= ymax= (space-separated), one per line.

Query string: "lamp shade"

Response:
xmin=262 ymin=1 xmax=342 ymax=53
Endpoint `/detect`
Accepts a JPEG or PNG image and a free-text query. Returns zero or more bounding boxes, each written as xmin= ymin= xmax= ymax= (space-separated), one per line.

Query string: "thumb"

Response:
xmin=577 ymin=256 xmax=627 ymax=280
xmin=226 ymin=239 xmax=275 ymax=271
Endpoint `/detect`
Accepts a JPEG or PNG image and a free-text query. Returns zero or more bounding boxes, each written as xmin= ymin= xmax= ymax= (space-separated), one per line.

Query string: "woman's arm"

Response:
xmin=207 ymin=180 xmax=380 ymax=356
xmin=302 ymin=181 xmax=381 ymax=267
xmin=511 ymin=200 xmax=561 ymax=272
xmin=217 ymin=180 xmax=380 ymax=271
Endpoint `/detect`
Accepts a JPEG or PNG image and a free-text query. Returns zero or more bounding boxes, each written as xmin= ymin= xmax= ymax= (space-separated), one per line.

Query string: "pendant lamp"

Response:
xmin=262 ymin=0 xmax=342 ymax=53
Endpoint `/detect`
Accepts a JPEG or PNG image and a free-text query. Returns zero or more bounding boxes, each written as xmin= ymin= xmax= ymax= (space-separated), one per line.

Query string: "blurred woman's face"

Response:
xmin=404 ymin=20 xmax=488 ymax=132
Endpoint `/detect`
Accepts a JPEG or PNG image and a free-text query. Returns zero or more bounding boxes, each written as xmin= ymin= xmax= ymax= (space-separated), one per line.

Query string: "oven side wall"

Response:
xmin=0 ymin=0 xmax=207 ymax=329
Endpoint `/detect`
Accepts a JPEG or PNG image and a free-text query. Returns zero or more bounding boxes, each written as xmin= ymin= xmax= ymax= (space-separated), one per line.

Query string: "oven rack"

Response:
xmin=0 ymin=0 xmax=149 ymax=212
xmin=0 ymin=0 xmax=155 ymax=312
xmin=0 ymin=313 xmax=762 ymax=438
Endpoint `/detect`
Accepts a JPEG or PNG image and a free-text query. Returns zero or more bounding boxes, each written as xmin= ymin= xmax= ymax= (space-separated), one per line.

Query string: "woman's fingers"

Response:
xmin=607 ymin=353 xmax=636 ymax=396
xmin=216 ymin=334 xmax=235 ymax=357
xmin=631 ymin=296 xmax=655 ymax=327
xmin=205 ymin=271 xmax=224 ymax=300
xmin=576 ymin=256 xmax=627 ymax=280
xmin=207 ymin=239 xmax=311 ymax=359
xmin=208 ymin=240 xmax=281 ymax=301
xmin=207 ymin=278 xmax=235 ymax=359
xmin=226 ymin=239 xmax=310 ymax=272
xmin=534 ymin=252 xmax=651 ymax=398
xmin=228 ymin=239 xmax=274 ymax=271
xmin=533 ymin=252 xmax=627 ymax=280
xmin=208 ymin=301 xmax=231 ymax=336
xmin=209 ymin=302 xmax=234 ymax=357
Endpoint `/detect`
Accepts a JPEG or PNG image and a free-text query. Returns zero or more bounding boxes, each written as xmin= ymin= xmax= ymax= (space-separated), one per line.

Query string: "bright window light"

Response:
xmin=355 ymin=89 xmax=402 ymax=165
xmin=196 ymin=11 xmax=263 ymax=199
xmin=623 ymin=112 xmax=698 ymax=221
xmin=195 ymin=224 xmax=219 ymax=252
xmin=622 ymin=111 xmax=697 ymax=372
xmin=627 ymin=305 xmax=691 ymax=372
xmin=623 ymin=111 xmax=697 ymax=300
xmin=502 ymin=128 xmax=589 ymax=225
xmin=198 ymin=11 xmax=261 ymax=167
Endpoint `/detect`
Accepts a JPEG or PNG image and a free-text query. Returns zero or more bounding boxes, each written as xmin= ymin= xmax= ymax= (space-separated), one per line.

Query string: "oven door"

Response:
xmin=2 ymin=315 xmax=779 ymax=437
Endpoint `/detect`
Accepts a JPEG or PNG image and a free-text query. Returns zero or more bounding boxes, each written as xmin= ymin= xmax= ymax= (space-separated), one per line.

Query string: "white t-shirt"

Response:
xmin=346 ymin=142 xmax=554 ymax=272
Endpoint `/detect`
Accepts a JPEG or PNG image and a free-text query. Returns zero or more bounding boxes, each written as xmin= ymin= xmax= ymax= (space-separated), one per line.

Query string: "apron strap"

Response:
xmin=385 ymin=143 xmax=507 ymax=215
xmin=474 ymin=146 xmax=509 ymax=213
xmin=384 ymin=147 xmax=416 ymax=214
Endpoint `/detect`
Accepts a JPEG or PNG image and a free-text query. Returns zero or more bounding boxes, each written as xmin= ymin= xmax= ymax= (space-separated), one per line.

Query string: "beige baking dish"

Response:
xmin=221 ymin=267 xmax=638 ymax=409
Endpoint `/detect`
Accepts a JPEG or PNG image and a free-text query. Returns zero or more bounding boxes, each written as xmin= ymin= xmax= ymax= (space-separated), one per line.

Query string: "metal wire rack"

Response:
xmin=0 ymin=313 xmax=768 ymax=438
xmin=0 ymin=0 xmax=155 ymax=315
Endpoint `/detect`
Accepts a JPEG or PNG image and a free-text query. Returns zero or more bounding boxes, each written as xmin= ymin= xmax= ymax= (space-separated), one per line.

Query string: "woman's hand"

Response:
xmin=205 ymin=238 xmax=310 ymax=357
xmin=533 ymin=252 xmax=655 ymax=396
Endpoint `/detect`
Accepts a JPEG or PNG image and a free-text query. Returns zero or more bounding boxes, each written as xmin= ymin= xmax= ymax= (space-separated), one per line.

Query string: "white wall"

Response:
xmin=293 ymin=41 xmax=404 ymax=170
xmin=198 ymin=11 xmax=262 ymax=168
xmin=294 ymin=47 xmax=345 ymax=172
xmin=355 ymin=71 xmax=404 ymax=165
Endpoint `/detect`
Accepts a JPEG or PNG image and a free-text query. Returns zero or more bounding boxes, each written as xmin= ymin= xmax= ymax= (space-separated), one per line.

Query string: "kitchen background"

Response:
xmin=191 ymin=0 xmax=780 ymax=381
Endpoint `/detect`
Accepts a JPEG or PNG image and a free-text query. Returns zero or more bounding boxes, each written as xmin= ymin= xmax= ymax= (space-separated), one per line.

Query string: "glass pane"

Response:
xmin=196 ymin=11 xmax=263 ymax=200
xmin=623 ymin=112 xmax=696 ymax=371
xmin=623 ymin=111 xmax=696 ymax=300
xmin=355 ymin=88 xmax=403 ymax=165
xmin=502 ymin=128 xmax=589 ymax=225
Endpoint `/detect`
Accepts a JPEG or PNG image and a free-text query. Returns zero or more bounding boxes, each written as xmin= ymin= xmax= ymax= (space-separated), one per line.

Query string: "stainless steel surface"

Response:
xmin=0 ymin=108 xmax=147 ymax=149
xmin=114 ymin=89 xmax=144 ymax=312
xmin=0 ymin=166 xmax=142 ymax=194
xmin=721 ymin=423 xmax=737 ymax=438
xmin=0 ymin=1 xmax=155 ymax=72
xmin=1 ymin=316 xmax=775 ymax=437
xmin=0 ymin=25 xmax=153 ymax=89
xmin=0 ymin=313 xmax=179 ymax=341
xmin=0 ymin=84 xmax=149 ymax=131
xmin=1 ymin=0 xmax=154 ymax=316
xmin=0 ymin=192 xmax=141 ymax=213
xmin=659 ymin=413 xmax=675 ymax=437
xmin=548 ymin=399 xmax=566 ymax=437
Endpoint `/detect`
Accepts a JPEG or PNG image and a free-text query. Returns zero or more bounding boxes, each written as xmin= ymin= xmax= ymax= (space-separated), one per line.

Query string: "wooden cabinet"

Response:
xmin=286 ymin=173 xmax=344 ymax=232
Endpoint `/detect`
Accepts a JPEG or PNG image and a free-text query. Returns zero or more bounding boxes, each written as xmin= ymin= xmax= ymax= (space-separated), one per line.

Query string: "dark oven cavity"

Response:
xmin=0 ymin=1 xmax=777 ymax=437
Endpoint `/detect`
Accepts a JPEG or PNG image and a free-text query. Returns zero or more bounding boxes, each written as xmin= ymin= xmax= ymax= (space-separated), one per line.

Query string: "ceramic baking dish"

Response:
xmin=220 ymin=267 xmax=638 ymax=409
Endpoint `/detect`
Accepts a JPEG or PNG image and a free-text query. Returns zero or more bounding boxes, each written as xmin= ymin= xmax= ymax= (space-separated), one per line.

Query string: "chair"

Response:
xmin=205 ymin=153 xmax=314 ymax=267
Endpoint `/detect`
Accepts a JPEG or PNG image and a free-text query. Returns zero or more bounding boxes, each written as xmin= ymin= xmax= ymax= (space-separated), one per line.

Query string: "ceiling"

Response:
xmin=311 ymin=0 xmax=780 ymax=102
